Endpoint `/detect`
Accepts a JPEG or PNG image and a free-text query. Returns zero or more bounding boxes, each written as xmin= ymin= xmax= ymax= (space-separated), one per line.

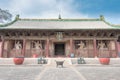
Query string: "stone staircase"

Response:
xmin=71 ymin=58 xmax=120 ymax=65
xmin=0 ymin=58 xmax=39 ymax=65
xmin=0 ymin=58 xmax=14 ymax=65
xmin=71 ymin=58 xmax=100 ymax=64
xmin=0 ymin=58 xmax=120 ymax=66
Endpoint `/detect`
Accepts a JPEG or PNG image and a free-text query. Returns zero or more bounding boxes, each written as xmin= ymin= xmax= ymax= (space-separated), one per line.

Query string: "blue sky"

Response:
xmin=0 ymin=0 xmax=120 ymax=24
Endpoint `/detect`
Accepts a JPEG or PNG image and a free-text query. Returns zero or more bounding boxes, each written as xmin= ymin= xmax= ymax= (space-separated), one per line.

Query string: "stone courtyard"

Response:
xmin=0 ymin=58 xmax=120 ymax=80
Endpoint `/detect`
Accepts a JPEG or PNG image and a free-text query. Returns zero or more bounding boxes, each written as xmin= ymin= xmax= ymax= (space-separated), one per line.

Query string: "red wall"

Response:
xmin=0 ymin=42 xmax=2 ymax=57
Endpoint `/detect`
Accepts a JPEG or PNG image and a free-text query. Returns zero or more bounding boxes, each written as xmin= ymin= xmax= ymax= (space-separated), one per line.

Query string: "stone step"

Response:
xmin=0 ymin=58 xmax=13 ymax=64
xmin=71 ymin=58 xmax=99 ymax=64
xmin=0 ymin=58 xmax=120 ymax=65
xmin=71 ymin=58 xmax=120 ymax=64
xmin=0 ymin=58 xmax=42 ymax=65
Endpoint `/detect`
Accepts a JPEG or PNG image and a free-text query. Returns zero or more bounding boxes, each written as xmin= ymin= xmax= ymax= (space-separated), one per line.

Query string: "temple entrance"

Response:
xmin=54 ymin=43 xmax=65 ymax=56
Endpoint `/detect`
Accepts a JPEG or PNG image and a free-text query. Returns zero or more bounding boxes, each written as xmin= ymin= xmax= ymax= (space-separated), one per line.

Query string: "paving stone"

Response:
xmin=40 ymin=67 xmax=82 ymax=80
xmin=0 ymin=66 xmax=44 ymax=80
xmin=75 ymin=66 xmax=120 ymax=80
xmin=0 ymin=58 xmax=120 ymax=80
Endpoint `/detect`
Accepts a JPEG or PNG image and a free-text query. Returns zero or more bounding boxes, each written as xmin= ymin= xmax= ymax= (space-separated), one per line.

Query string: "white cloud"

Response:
xmin=7 ymin=0 xmax=88 ymax=18
xmin=0 ymin=0 xmax=120 ymax=24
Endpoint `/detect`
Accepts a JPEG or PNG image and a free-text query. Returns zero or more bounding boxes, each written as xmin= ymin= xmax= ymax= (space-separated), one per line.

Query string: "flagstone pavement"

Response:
xmin=0 ymin=64 xmax=120 ymax=80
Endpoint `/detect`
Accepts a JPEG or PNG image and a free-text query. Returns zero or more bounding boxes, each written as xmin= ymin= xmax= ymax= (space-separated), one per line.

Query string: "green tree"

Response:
xmin=0 ymin=8 xmax=12 ymax=23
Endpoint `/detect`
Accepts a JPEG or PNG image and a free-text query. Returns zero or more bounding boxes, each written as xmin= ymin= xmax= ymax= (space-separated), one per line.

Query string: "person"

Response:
xmin=15 ymin=41 xmax=22 ymax=49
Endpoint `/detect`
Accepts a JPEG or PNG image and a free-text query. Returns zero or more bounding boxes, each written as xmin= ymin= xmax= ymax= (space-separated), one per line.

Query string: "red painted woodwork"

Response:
xmin=0 ymin=40 xmax=4 ymax=57
xmin=13 ymin=57 xmax=24 ymax=65
xmin=70 ymin=38 xmax=73 ymax=53
xmin=99 ymin=58 xmax=110 ymax=65
xmin=116 ymin=42 xmax=120 ymax=57
xmin=22 ymin=39 xmax=26 ymax=56
xmin=0 ymin=42 xmax=2 ymax=57
xmin=46 ymin=39 xmax=49 ymax=57
xmin=93 ymin=39 xmax=97 ymax=57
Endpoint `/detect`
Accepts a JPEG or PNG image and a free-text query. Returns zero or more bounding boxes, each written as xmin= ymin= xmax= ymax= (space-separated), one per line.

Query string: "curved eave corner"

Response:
xmin=104 ymin=21 xmax=120 ymax=29
xmin=0 ymin=14 xmax=19 ymax=27
xmin=99 ymin=15 xmax=120 ymax=29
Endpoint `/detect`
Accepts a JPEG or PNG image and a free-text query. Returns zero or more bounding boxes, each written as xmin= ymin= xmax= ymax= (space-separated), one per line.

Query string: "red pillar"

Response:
xmin=46 ymin=39 xmax=49 ymax=57
xmin=70 ymin=38 xmax=73 ymax=54
xmin=0 ymin=41 xmax=2 ymax=57
xmin=0 ymin=39 xmax=4 ymax=57
xmin=93 ymin=38 xmax=97 ymax=57
xmin=116 ymin=41 xmax=120 ymax=57
xmin=22 ymin=39 xmax=26 ymax=57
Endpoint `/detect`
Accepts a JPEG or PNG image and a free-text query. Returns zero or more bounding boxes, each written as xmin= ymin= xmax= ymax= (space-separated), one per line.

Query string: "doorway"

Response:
xmin=54 ymin=43 xmax=65 ymax=55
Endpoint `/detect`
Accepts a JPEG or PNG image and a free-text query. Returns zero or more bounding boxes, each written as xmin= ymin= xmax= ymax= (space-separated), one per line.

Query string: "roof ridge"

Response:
xmin=19 ymin=18 xmax=101 ymax=21
xmin=0 ymin=15 xmax=120 ymax=27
